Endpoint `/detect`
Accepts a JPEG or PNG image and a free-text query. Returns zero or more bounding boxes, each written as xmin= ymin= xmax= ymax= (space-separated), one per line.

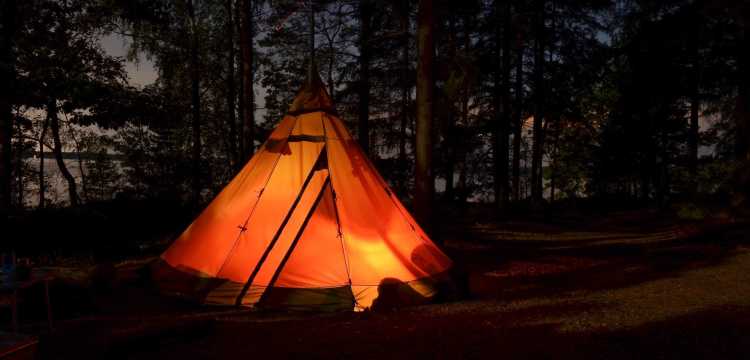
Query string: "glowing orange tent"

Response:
xmin=154 ymin=67 xmax=452 ymax=311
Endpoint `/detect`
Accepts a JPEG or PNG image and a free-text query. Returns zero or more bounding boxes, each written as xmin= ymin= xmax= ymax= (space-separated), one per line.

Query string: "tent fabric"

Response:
xmin=156 ymin=67 xmax=452 ymax=311
xmin=288 ymin=66 xmax=335 ymax=115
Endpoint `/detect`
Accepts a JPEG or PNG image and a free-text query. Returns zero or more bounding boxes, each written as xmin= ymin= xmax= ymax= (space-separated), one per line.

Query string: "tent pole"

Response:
xmin=261 ymin=176 xmax=331 ymax=293
xmin=234 ymin=146 xmax=327 ymax=306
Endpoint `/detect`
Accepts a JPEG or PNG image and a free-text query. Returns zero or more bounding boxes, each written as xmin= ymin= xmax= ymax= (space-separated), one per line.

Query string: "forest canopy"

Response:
xmin=1 ymin=0 xmax=748 ymax=221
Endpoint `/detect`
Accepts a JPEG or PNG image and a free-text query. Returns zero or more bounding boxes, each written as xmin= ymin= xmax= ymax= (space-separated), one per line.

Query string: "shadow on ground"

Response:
xmin=13 ymin=211 xmax=750 ymax=359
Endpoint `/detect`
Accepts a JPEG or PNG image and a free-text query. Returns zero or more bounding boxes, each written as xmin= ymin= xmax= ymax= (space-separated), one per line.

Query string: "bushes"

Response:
xmin=2 ymin=198 xmax=193 ymax=263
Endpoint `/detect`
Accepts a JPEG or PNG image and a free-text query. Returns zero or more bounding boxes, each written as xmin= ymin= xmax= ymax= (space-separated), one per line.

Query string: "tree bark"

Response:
xmin=14 ymin=120 xmax=22 ymax=208
xmin=240 ymin=0 xmax=255 ymax=161
xmin=236 ymin=0 xmax=245 ymax=158
xmin=0 ymin=0 xmax=17 ymax=213
xmin=494 ymin=0 xmax=511 ymax=210
xmin=512 ymin=32 xmax=524 ymax=202
xmin=358 ymin=0 xmax=372 ymax=156
xmin=689 ymin=89 xmax=699 ymax=176
xmin=550 ymin=118 xmax=561 ymax=202
xmin=67 ymin=121 xmax=87 ymax=201
xmin=531 ymin=0 xmax=545 ymax=207
xmin=734 ymin=13 xmax=750 ymax=207
xmin=688 ymin=19 xmax=700 ymax=180
xmin=415 ymin=0 xmax=434 ymax=232
xmin=456 ymin=15 xmax=471 ymax=204
xmin=734 ymin=7 xmax=749 ymax=162
xmin=398 ymin=1 xmax=410 ymax=194
xmin=47 ymin=100 xmax=79 ymax=207
xmin=38 ymin=116 xmax=48 ymax=209
xmin=188 ymin=0 xmax=202 ymax=206
xmin=443 ymin=15 xmax=457 ymax=203
xmin=226 ymin=0 xmax=239 ymax=170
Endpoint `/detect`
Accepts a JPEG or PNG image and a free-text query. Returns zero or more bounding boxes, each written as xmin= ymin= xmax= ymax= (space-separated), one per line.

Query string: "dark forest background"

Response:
xmin=0 ymin=0 xmax=749 ymax=258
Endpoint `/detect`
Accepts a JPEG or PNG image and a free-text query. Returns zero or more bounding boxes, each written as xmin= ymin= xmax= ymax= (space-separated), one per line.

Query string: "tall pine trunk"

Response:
xmin=443 ymin=16 xmax=457 ymax=203
xmin=689 ymin=91 xmax=699 ymax=176
xmin=47 ymin=100 xmax=79 ymax=207
xmin=415 ymin=0 xmax=434 ymax=232
xmin=0 ymin=0 xmax=17 ymax=213
xmin=550 ymin=118 xmax=561 ymax=202
xmin=226 ymin=0 xmax=239 ymax=170
xmin=14 ymin=121 xmax=22 ymax=208
xmin=188 ymin=0 xmax=202 ymax=206
xmin=38 ymin=116 xmax=48 ymax=209
xmin=358 ymin=0 xmax=372 ymax=155
xmin=530 ymin=0 xmax=545 ymax=207
xmin=68 ymin=123 xmax=87 ymax=201
xmin=493 ymin=0 xmax=511 ymax=210
xmin=456 ymin=15 xmax=471 ymax=204
xmin=688 ymin=18 xmax=700 ymax=183
xmin=240 ymin=0 xmax=255 ymax=160
xmin=398 ymin=1 xmax=410 ymax=194
xmin=512 ymin=33 xmax=524 ymax=202
xmin=734 ymin=15 xmax=750 ymax=207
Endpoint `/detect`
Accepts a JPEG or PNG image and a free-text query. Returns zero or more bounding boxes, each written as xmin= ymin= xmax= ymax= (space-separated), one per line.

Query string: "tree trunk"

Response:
xmin=739 ymin=11 xmax=750 ymax=163
xmin=531 ymin=0 xmax=545 ymax=207
xmin=240 ymin=0 xmax=255 ymax=160
xmin=550 ymin=118 xmax=561 ymax=202
xmin=443 ymin=15 xmax=457 ymax=203
xmin=15 ymin=125 xmax=22 ymax=208
xmin=358 ymin=0 xmax=372 ymax=155
xmin=734 ymin=15 xmax=750 ymax=207
xmin=0 ymin=0 xmax=17 ymax=214
xmin=38 ymin=116 xmax=48 ymax=209
xmin=445 ymin=110 xmax=455 ymax=202
xmin=236 ymin=0 xmax=245 ymax=158
xmin=226 ymin=0 xmax=239 ymax=170
xmin=689 ymin=90 xmax=699 ymax=176
xmin=494 ymin=0 xmax=511 ymax=210
xmin=512 ymin=33 xmax=524 ymax=202
xmin=188 ymin=0 xmax=202 ymax=206
xmin=688 ymin=19 xmax=700 ymax=181
xmin=47 ymin=100 xmax=79 ymax=207
xmin=453 ymin=15 xmax=471 ymax=204
xmin=550 ymin=170 xmax=555 ymax=202
xmin=67 ymin=122 xmax=87 ymax=201
xmin=415 ymin=0 xmax=434 ymax=232
xmin=398 ymin=1 xmax=410 ymax=194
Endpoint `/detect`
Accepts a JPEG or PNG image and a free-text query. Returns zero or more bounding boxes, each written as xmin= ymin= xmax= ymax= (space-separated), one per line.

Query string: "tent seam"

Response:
xmin=214 ymin=117 xmax=298 ymax=279
xmin=322 ymin=113 xmax=358 ymax=309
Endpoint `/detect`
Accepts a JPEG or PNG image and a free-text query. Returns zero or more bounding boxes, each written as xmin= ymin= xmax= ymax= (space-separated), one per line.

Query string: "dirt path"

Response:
xmin=40 ymin=218 xmax=750 ymax=359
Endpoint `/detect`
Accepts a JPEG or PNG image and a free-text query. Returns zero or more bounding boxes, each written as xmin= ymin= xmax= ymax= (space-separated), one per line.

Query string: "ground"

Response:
xmin=10 ymin=210 xmax=750 ymax=359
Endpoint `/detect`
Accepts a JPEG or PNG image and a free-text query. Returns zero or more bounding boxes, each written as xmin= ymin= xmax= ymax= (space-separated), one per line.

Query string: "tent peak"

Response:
xmin=288 ymin=61 xmax=335 ymax=116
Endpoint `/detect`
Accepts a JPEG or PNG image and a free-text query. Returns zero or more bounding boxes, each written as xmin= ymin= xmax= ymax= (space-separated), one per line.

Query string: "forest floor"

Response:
xmin=11 ymin=209 xmax=750 ymax=359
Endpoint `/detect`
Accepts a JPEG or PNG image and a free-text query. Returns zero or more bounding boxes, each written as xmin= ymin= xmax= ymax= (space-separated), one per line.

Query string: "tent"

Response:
xmin=154 ymin=67 xmax=452 ymax=311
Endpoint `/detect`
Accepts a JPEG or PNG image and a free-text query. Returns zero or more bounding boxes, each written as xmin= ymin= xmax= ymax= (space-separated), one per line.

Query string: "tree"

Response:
xmin=734 ymin=4 xmax=749 ymax=207
xmin=415 ymin=0 xmax=434 ymax=231
xmin=512 ymin=28 xmax=524 ymax=202
xmin=240 ymin=0 xmax=255 ymax=161
xmin=530 ymin=0 xmax=545 ymax=207
xmin=225 ymin=0 xmax=239 ymax=169
xmin=358 ymin=0 xmax=372 ymax=155
xmin=493 ymin=0 xmax=511 ymax=209
xmin=0 ymin=0 xmax=18 ymax=213
xmin=186 ymin=0 xmax=203 ymax=206
xmin=12 ymin=0 xmax=129 ymax=207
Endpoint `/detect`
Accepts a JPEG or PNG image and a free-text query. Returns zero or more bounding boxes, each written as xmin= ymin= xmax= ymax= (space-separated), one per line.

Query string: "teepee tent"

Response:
xmin=154 ymin=67 xmax=452 ymax=311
